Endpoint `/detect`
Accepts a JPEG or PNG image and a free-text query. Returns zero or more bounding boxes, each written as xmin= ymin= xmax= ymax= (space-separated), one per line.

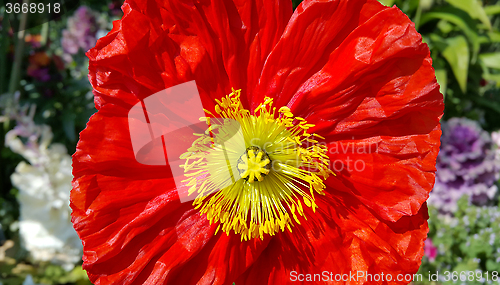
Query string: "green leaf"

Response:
xmin=437 ymin=19 xmax=455 ymax=34
xmin=484 ymin=5 xmax=500 ymax=15
xmin=378 ymin=0 xmax=395 ymax=6
xmin=420 ymin=0 xmax=434 ymax=10
xmin=453 ymin=260 xmax=479 ymax=273
xmin=420 ymin=7 xmax=480 ymax=63
xmin=479 ymin=53 xmax=500 ymax=69
xmin=442 ymin=36 xmax=469 ymax=93
xmin=478 ymin=31 xmax=500 ymax=44
xmin=62 ymin=112 xmax=76 ymax=142
xmin=292 ymin=0 xmax=303 ymax=9
xmin=428 ymin=33 xmax=448 ymax=51
xmin=433 ymin=58 xmax=448 ymax=98
xmin=483 ymin=73 xmax=500 ymax=87
xmin=470 ymin=93 xmax=500 ymax=113
xmin=444 ymin=0 xmax=491 ymax=30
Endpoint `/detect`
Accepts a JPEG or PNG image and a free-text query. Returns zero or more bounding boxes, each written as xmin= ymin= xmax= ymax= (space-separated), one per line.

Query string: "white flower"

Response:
xmin=7 ymin=120 xmax=82 ymax=269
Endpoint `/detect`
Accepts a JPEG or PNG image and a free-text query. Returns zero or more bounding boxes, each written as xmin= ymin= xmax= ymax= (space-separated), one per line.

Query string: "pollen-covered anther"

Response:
xmin=237 ymin=146 xmax=272 ymax=183
xmin=180 ymin=88 xmax=334 ymax=241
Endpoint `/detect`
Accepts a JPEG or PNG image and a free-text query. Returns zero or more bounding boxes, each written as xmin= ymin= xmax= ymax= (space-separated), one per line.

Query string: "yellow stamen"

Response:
xmin=180 ymin=88 xmax=333 ymax=241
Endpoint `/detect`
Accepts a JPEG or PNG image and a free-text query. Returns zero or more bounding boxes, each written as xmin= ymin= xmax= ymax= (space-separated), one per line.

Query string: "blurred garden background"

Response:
xmin=0 ymin=0 xmax=500 ymax=284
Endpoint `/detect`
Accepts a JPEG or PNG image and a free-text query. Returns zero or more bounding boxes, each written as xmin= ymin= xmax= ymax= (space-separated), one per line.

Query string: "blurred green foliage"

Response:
xmin=382 ymin=0 xmax=500 ymax=131
xmin=417 ymin=197 xmax=500 ymax=284
xmin=0 ymin=1 xmax=117 ymax=284
xmin=0 ymin=261 xmax=92 ymax=285
xmin=0 ymin=0 xmax=104 ymax=243
xmin=293 ymin=0 xmax=500 ymax=131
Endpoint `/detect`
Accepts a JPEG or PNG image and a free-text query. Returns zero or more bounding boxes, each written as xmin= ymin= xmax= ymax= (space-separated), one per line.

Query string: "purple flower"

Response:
xmin=27 ymin=67 xmax=51 ymax=82
xmin=428 ymin=118 xmax=499 ymax=213
xmin=61 ymin=6 xmax=102 ymax=60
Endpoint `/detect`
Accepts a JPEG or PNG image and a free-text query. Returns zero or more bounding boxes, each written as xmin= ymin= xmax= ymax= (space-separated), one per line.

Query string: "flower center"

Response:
xmin=237 ymin=146 xmax=271 ymax=182
xmin=180 ymin=89 xmax=333 ymax=241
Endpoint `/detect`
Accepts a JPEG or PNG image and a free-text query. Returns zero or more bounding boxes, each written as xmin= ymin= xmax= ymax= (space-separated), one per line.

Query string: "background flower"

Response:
xmin=429 ymin=118 xmax=500 ymax=213
xmin=4 ymin=100 xmax=82 ymax=270
xmin=424 ymin=239 xmax=438 ymax=262
xmin=418 ymin=197 xmax=500 ymax=284
xmin=61 ymin=6 xmax=107 ymax=63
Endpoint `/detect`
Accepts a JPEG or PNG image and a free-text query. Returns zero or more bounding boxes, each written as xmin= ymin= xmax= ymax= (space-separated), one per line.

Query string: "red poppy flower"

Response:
xmin=71 ymin=0 xmax=443 ymax=284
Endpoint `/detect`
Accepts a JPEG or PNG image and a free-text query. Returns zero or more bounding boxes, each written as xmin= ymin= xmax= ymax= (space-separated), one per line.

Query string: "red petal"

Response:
xmin=72 ymin=104 xmax=171 ymax=179
xmin=87 ymin=0 xmax=291 ymax=111
xmin=250 ymin=0 xmax=442 ymax=221
xmin=72 ymin=172 xmax=270 ymax=285
xmin=235 ymin=191 xmax=428 ymax=284
xmin=324 ymin=129 xmax=441 ymax=221
xmin=288 ymin=5 xmax=442 ymax=136
xmin=251 ymin=0 xmax=386 ymax=109
xmin=73 ymin=176 xmax=216 ymax=284
xmin=73 ymin=69 xmax=272 ymax=285
xmin=164 ymin=233 xmax=271 ymax=285
xmin=302 ymin=2 xmax=442 ymax=221
xmin=195 ymin=0 xmax=292 ymax=108
xmin=71 ymin=102 xmax=213 ymax=283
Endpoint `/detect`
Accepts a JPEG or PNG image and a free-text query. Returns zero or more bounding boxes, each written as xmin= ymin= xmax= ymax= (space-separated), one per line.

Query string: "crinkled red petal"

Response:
xmin=235 ymin=190 xmax=429 ymax=285
xmin=255 ymin=0 xmax=442 ymax=221
xmin=86 ymin=0 xmax=291 ymax=110
xmin=251 ymin=0 xmax=386 ymax=108
xmin=72 ymin=103 xmax=271 ymax=284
